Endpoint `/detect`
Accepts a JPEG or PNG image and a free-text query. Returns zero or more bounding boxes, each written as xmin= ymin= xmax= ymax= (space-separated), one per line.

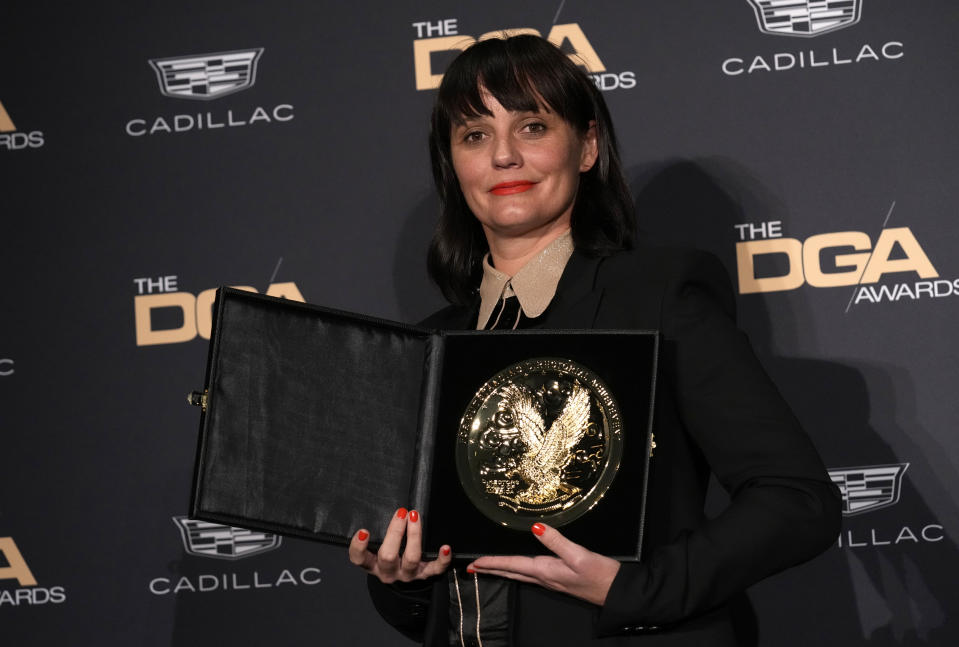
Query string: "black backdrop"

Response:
xmin=2 ymin=1 xmax=957 ymax=644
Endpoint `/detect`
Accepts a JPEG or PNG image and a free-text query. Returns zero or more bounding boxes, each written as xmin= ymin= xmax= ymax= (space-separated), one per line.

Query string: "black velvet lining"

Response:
xmin=192 ymin=289 xmax=431 ymax=545
xmin=423 ymin=330 xmax=656 ymax=560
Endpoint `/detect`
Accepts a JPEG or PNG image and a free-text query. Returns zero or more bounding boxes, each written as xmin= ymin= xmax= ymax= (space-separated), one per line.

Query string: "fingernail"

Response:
xmin=466 ymin=566 xmax=475 ymax=574
xmin=397 ymin=508 xmax=408 ymax=519
xmin=357 ymin=530 xmax=369 ymax=541
xmin=409 ymin=510 xmax=419 ymax=523
xmin=531 ymin=523 xmax=545 ymax=536
xmin=441 ymin=547 xmax=451 ymax=556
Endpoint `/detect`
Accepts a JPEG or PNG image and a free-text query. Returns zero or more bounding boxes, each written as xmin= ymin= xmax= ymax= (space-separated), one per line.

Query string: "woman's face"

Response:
xmin=449 ymin=92 xmax=598 ymax=243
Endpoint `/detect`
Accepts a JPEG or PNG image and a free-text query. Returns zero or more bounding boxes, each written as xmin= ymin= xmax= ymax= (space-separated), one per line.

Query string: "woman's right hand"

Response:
xmin=349 ymin=507 xmax=453 ymax=584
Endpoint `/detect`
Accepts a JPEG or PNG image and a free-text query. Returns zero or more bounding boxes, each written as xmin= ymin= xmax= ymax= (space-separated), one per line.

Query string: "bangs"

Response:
xmin=443 ymin=66 xmax=545 ymax=123
xmin=436 ymin=36 xmax=588 ymax=129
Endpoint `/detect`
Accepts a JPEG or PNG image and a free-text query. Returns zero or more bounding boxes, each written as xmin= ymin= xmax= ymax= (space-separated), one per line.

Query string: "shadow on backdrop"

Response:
xmin=393 ymin=192 xmax=446 ymax=324
xmin=629 ymin=160 xmax=955 ymax=645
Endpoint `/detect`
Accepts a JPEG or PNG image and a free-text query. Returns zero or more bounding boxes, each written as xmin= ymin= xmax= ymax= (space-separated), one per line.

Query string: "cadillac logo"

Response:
xmin=173 ymin=516 xmax=281 ymax=560
xmin=149 ymin=49 xmax=263 ymax=100
xmin=828 ymin=463 xmax=909 ymax=516
xmin=747 ymin=0 xmax=863 ymax=38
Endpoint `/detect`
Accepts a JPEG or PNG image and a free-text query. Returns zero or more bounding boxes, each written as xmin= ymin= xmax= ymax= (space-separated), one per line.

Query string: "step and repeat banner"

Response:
xmin=2 ymin=1 xmax=957 ymax=644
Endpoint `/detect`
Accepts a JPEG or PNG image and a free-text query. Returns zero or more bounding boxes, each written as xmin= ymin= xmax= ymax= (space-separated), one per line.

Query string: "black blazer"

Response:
xmin=369 ymin=245 xmax=840 ymax=646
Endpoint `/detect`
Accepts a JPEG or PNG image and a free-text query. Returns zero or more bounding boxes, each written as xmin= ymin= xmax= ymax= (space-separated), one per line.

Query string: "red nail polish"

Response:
xmin=531 ymin=523 xmax=545 ymax=536
xmin=409 ymin=510 xmax=419 ymax=523
xmin=466 ymin=566 xmax=475 ymax=574
xmin=397 ymin=508 xmax=408 ymax=519
xmin=357 ymin=530 xmax=369 ymax=541
xmin=441 ymin=547 xmax=451 ymax=556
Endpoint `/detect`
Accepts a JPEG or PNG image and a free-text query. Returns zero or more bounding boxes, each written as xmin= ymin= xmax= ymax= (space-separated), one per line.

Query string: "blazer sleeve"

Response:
xmin=596 ymin=249 xmax=841 ymax=633
xmin=366 ymin=576 xmax=436 ymax=643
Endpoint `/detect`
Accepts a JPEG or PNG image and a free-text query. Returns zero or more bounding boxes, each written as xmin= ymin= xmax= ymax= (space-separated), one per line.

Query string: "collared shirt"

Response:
xmin=476 ymin=230 xmax=575 ymax=330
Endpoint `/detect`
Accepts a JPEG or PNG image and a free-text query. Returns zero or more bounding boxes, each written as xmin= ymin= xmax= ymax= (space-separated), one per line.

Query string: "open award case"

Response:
xmin=189 ymin=288 xmax=658 ymax=560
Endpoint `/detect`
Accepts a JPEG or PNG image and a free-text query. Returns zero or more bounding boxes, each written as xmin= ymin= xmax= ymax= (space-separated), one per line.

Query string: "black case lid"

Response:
xmin=191 ymin=288 xmax=434 ymax=545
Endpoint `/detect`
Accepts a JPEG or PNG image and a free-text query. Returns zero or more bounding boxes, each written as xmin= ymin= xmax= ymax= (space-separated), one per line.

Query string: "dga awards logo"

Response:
xmin=0 ymin=99 xmax=45 ymax=150
xmin=747 ymin=0 xmax=862 ymax=38
xmin=0 ymin=537 xmax=67 ymax=607
xmin=732 ymin=208 xmax=959 ymax=306
xmin=829 ymin=463 xmax=909 ymax=516
xmin=148 ymin=517 xmax=321 ymax=595
xmin=827 ymin=464 xmax=945 ymax=549
xmin=173 ymin=517 xmax=281 ymax=560
xmin=725 ymin=1 xmax=903 ymax=75
xmin=411 ymin=19 xmax=635 ymax=91
xmin=126 ymin=47 xmax=294 ymax=137
xmin=132 ymin=273 xmax=305 ymax=346
xmin=149 ymin=49 xmax=263 ymax=100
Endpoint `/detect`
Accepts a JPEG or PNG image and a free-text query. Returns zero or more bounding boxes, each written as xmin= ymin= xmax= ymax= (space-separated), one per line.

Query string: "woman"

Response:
xmin=349 ymin=35 xmax=840 ymax=646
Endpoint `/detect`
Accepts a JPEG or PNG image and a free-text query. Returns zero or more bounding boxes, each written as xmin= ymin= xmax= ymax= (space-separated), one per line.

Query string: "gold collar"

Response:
xmin=476 ymin=230 xmax=574 ymax=330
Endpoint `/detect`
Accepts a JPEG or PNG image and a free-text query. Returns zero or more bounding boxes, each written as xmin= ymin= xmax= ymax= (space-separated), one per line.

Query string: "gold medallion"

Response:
xmin=456 ymin=358 xmax=623 ymax=530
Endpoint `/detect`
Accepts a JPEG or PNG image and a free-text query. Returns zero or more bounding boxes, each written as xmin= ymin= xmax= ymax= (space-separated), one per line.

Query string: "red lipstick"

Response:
xmin=490 ymin=181 xmax=535 ymax=195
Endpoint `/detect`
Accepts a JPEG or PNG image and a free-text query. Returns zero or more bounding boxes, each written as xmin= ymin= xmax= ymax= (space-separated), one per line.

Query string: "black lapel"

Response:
xmin=455 ymin=302 xmax=478 ymax=330
xmin=418 ymin=298 xmax=478 ymax=330
xmin=442 ymin=301 xmax=477 ymax=330
xmin=538 ymin=250 xmax=604 ymax=329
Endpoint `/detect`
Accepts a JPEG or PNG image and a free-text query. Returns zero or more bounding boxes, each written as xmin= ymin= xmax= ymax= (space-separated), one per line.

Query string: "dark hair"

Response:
xmin=427 ymin=34 xmax=635 ymax=305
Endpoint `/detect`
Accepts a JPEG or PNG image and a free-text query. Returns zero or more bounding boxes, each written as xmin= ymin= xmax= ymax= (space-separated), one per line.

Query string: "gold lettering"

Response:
xmin=414 ymin=23 xmax=604 ymax=90
xmin=137 ymin=283 xmax=306 ymax=345
xmin=0 ymin=100 xmax=15 ymax=133
xmin=413 ymin=36 xmax=475 ymax=91
xmin=134 ymin=292 xmax=196 ymax=346
xmin=802 ymin=231 xmax=871 ymax=287
xmin=861 ymin=227 xmax=939 ymax=283
xmin=546 ymin=23 xmax=605 ymax=72
xmin=264 ymin=281 xmax=306 ymax=302
xmin=478 ymin=28 xmax=541 ymax=41
xmin=736 ymin=238 xmax=804 ymax=293
xmin=0 ymin=538 xmax=37 ymax=587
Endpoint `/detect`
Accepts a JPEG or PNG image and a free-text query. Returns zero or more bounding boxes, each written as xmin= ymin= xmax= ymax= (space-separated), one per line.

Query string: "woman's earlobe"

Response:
xmin=580 ymin=122 xmax=600 ymax=172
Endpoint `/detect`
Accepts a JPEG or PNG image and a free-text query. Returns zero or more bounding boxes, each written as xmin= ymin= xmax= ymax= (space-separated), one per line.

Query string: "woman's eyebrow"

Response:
xmin=452 ymin=113 xmax=491 ymax=127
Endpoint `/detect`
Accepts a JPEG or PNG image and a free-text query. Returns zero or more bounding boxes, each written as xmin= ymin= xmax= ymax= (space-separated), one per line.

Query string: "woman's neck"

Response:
xmin=485 ymin=224 xmax=572 ymax=277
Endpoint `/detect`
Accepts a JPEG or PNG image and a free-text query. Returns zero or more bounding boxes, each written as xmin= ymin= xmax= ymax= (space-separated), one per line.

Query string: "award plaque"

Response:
xmin=456 ymin=358 xmax=623 ymax=530
xmin=190 ymin=288 xmax=658 ymax=560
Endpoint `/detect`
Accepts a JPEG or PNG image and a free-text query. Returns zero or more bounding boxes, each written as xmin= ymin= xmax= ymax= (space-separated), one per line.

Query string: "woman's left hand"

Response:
xmin=467 ymin=523 xmax=620 ymax=606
